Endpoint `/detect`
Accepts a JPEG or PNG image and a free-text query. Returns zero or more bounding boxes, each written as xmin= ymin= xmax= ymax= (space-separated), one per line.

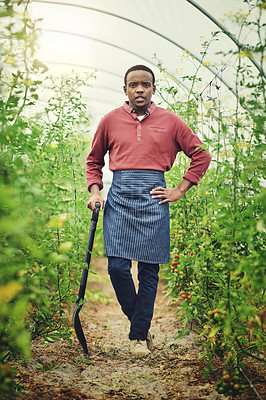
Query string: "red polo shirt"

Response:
xmin=86 ymin=102 xmax=211 ymax=190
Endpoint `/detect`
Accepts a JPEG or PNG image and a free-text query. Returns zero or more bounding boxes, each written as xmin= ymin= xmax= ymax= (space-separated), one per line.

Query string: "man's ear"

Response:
xmin=123 ymin=85 xmax=127 ymax=95
xmin=153 ymin=85 xmax=156 ymax=95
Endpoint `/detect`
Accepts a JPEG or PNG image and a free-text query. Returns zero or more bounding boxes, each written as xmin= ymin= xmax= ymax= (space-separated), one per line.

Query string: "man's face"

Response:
xmin=123 ymin=70 xmax=156 ymax=114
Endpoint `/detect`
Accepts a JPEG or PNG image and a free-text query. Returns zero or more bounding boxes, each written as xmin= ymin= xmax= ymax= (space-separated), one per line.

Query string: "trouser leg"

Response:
xmin=129 ymin=261 xmax=159 ymax=341
xmin=107 ymin=256 xmax=137 ymax=321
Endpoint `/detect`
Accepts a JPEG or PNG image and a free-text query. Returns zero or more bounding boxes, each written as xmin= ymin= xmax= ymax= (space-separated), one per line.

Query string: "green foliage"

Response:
xmin=159 ymin=2 xmax=265 ymax=396
xmin=0 ymin=2 xmax=104 ymax=397
xmin=0 ymin=1 xmax=265 ymax=399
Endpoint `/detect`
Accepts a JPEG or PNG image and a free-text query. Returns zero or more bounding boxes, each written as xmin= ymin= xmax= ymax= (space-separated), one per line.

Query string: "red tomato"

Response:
xmin=223 ymin=374 xmax=230 ymax=382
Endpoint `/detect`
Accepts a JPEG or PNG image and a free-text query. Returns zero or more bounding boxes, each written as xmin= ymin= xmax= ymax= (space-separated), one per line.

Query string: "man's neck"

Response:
xmin=128 ymin=101 xmax=152 ymax=116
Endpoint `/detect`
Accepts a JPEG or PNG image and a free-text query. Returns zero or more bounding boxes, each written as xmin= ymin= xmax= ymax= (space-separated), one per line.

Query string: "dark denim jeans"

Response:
xmin=107 ymin=256 xmax=159 ymax=340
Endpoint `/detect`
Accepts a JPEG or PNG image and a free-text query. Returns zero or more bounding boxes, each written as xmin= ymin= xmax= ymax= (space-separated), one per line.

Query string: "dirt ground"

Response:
xmin=13 ymin=257 xmax=265 ymax=400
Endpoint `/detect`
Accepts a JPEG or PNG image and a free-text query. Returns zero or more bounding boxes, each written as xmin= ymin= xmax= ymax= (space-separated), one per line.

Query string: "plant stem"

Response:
xmin=237 ymin=362 xmax=263 ymax=400
xmin=57 ymin=228 xmax=62 ymax=305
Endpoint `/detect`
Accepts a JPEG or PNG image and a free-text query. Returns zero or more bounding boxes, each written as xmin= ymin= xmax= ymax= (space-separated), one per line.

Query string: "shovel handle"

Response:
xmin=92 ymin=202 xmax=101 ymax=219
xmin=84 ymin=202 xmax=101 ymax=264
xmin=77 ymin=202 xmax=101 ymax=301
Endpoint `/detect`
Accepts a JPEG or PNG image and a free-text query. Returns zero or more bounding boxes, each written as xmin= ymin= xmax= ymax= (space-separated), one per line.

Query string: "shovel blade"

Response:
xmin=73 ymin=303 xmax=88 ymax=355
xmin=72 ymin=202 xmax=101 ymax=354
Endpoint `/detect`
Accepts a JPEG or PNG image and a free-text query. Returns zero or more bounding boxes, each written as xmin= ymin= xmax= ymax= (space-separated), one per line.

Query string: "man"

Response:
xmin=86 ymin=65 xmax=211 ymax=356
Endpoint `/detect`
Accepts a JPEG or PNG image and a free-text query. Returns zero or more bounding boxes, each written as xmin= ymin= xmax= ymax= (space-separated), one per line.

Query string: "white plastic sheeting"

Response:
xmin=28 ymin=0 xmax=265 ymax=123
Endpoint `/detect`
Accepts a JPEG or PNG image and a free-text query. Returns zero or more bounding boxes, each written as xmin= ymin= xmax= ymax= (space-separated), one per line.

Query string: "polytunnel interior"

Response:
xmin=27 ymin=0 xmax=265 ymax=123
xmin=0 ymin=4 xmax=265 ymax=397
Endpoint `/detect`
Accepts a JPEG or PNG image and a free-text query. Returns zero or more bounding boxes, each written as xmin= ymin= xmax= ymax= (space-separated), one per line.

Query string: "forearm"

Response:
xmin=183 ymin=150 xmax=211 ymax=185
xmin=176 ymin=179 xmax=193 ymax=197
xmin=86 ymin=161 xmax=104 ymax=191
xmin=90 ymin=184 xmax=101 ymax=196
xmin=177 ymin=120 xmax=211 ymax=185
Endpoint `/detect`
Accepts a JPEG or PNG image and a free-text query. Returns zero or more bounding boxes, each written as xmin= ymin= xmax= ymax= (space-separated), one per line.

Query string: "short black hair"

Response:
xmin=124 ymin=65 xmax=155 ymax=85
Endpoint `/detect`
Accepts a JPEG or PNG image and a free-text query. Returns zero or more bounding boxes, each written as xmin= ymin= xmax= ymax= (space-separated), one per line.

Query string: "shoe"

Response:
xmin=146 ymin=331 xmax=154 ymax=351
xmin=131 ymin=340 xmax=150 ymax=356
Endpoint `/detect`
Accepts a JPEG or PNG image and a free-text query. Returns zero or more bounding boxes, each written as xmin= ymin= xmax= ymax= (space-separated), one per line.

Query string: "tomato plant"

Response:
xmin=0 ymin=1 xmax=265 ymax=399
xmin=0 ymin=2 xmax=104 ymax=396
xmin=158 ymin=3 xmax=265 ymax=397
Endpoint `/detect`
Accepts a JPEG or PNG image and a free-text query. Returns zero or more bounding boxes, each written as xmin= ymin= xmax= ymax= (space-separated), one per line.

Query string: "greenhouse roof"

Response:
xmin=28 ymin=0 xmax=265 ymax=121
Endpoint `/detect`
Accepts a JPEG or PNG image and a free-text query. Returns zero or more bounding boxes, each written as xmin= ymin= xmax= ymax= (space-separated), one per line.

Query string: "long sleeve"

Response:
xmin=175 ymin=117 xmax=211 ymax=185
xmin=85 ymin=104 xmax=211 ymax=190
xmin=85 ymin=119 xmax=109 ymax=191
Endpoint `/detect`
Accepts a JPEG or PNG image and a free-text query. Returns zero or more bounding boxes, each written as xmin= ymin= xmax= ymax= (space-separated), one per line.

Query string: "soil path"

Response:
xmin=14 ymin=258 xmax=260 ymax=399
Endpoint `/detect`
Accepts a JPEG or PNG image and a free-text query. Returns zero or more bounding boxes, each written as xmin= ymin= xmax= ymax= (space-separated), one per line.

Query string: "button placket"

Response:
xmin=137 ymin=121 xmax=142 ymax=142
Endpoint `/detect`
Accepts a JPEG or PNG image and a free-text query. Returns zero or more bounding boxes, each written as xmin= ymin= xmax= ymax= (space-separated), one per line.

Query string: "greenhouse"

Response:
xmin=0 ymin=0 xmax=265 ymax=399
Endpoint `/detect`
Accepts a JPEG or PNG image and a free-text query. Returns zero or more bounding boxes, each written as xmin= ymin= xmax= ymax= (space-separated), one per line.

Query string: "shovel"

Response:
xmin=73 ymin=202 xmax=101 ymax=354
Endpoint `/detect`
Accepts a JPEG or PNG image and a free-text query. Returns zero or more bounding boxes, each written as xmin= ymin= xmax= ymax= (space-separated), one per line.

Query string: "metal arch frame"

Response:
xmin=43 ymin=60 xmax=165 ymax=106
xmin=186 ymin=0 xmax=265 ymax=78
xmin=43 ymin=60 xmax=124 ymax=94
xmin=30 ymin=0 xmax=236 ymax=94
xmin=43 ymin=60 xmax=123 ymax=79
xmin=42 ymin=60 xmax=186 ymax=109
xmin=41 ymin=28 xmax=161 ymax=69
xmin=41 ymin=28 xmax=191 ymax=93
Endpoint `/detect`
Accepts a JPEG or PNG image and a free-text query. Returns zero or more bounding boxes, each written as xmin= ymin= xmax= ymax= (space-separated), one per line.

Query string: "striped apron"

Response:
xmin=103 ymin=170 xmax=170 ymax=264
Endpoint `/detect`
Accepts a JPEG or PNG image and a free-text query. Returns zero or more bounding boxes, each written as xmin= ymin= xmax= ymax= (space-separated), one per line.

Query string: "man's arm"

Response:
xmin=86 ymin=118 xmax=109 ymax=192
xmin=150 ymin=116 xmax=211 ymax=204
xmin=176 ymin=118 xmax=211 ymax=185
xmin=86 ymin=118 xmax=109 ymax=210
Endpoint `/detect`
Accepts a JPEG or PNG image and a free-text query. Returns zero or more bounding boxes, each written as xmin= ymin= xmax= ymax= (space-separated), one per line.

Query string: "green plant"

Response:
xmin=158 ymin=2 xmax=265 ymax=397
xmin=0 ymin=2 xmax=105 ymax=398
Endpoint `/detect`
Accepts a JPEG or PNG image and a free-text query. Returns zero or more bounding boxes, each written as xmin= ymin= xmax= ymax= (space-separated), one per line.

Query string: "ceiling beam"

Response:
xmin=41 ymin=29 xmax=191 ymax=93
xmin=29 ymin=0 xmax=236 ymax=94
xmin=186 ymin=0 xmax=265 ymax=78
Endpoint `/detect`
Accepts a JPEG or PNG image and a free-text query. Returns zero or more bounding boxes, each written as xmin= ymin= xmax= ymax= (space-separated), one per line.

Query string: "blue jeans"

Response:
xmin=107 ymin=256 xmax=159 ymax=340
